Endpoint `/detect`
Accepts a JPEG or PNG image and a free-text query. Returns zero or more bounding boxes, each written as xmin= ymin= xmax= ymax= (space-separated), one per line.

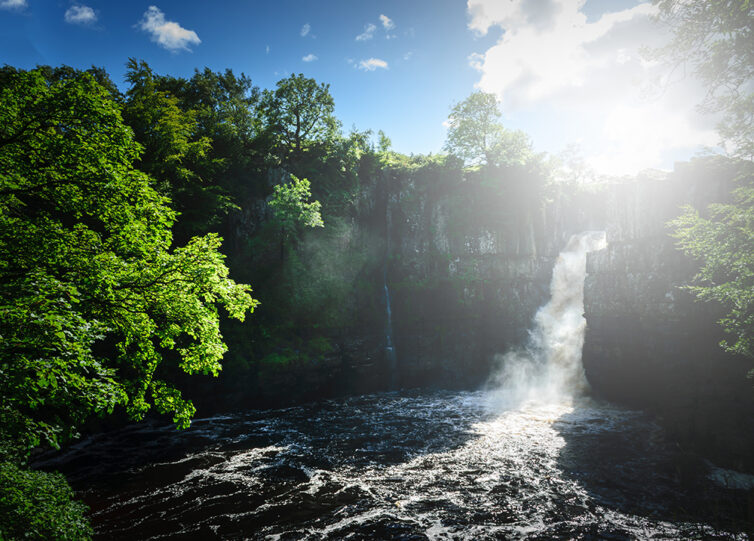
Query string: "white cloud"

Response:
xmin=266 ymin=45 xmax=270 ymax=54
xmin=138 ymin=6 xmax=201 ymax=52
xmin=467 ymin=0 xmax=718 ymax=175
xmin=379 ymin=14 xmax=394 ymax=30
xmin=65 ymin=5 xmax=96 ymax=25
xmin=301 ymin=23 xmax=310 ymax=37
xmin=302 ymin=53 xmax=318 ymax=62
xmin=356 ymin=23 xmax=376 ymax=41
xmin=586 ymin=103 xmax=718 ymax=175
xmin=0 ymin=0 xmax=26 ymax=10
xmin=358 ymin=58 xmax=388 ymax=71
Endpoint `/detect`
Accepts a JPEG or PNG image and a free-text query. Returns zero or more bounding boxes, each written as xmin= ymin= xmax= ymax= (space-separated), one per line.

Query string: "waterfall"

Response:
xmin=488 ymin=231 xmax=607 ymax=406
xmin=384 ymin=268 xmax=397 ymax=383
xmin=384 ymin=195 xmax=397 ymax=388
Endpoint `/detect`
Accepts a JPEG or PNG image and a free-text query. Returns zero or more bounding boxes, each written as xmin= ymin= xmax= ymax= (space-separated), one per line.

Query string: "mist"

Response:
xmin=487 ymin=231 xmax=607 ymax=409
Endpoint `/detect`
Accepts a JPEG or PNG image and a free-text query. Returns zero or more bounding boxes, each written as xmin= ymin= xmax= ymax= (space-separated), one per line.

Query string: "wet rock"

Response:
xmin=582 ymin=158 xmax=754 ymax=473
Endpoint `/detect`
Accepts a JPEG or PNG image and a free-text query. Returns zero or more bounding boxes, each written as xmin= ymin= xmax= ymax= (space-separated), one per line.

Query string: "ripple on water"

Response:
xmin=38 ymin=390 xmax=752 ymax=540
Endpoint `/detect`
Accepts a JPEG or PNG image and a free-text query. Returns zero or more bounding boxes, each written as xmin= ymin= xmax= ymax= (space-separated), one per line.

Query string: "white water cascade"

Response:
xmin=488 ymin=231 xmax=607 ymax=407
xmin=383 ymin=267 xmax=397 ymax=383
xmin=383 ymin=200 xmax=397 ymax=389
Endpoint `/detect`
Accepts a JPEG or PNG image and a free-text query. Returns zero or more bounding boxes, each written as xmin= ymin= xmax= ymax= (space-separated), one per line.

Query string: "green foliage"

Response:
xmin=269 ymin=175 xmax=324 ymax=238
xmin=0 ymin=461 xmax=92 ymax=541
xmin=444 ymin=91 xmax=532 ymax=166
xmin=155 ymin=66 xmax=266 ymax=206
xmin=669 ymin=161 xmax=754 ymax=365
xmin=657 ymin=1 xmax=754 ymax=372
xmin=378 ymin=130 xmax=392 ymax=154
xmin=261 ymin=73 xmax=339 ymax=162
xmin=124 ymin=59 xmax=211 ymax=192
xmin=650 ymin=0 xmax=753 ymax=158
xmin=0 ymin=68 xmax=258 ymax=451
xmin=123 ymin=59 xmax=241 ymax=242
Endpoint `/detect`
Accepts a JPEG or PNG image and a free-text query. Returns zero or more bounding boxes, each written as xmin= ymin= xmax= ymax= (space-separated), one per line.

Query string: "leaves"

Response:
xmin=0 ymin=68 xmax=258 ymax=452
xmin=261 ymin=74 xmax=339 ymax=162
xmin=269 ymin=175 xmax=325 ymax=235
xmin=444 ymin=91 xmax=533 ymax=167
xmin=669 ymin=161 xmax=754 ymax=365
xmin=651 ymin=0 xmax=753 ymax=158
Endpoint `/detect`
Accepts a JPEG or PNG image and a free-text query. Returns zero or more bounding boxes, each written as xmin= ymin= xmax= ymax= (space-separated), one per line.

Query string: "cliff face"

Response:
xmin=220 ymin=163 xmax=603 ymax=407
xmin=219 ymin=157 xmax=754 ymax=474
xmin=582 ymin=158 xmax=754 ymax=471
xmin=384 ymin=166 xmax=600 ymax=388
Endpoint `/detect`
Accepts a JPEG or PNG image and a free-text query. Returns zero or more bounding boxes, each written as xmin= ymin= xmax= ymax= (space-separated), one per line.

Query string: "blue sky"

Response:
xmin=0 ymin=0 xmax=716 ymax=176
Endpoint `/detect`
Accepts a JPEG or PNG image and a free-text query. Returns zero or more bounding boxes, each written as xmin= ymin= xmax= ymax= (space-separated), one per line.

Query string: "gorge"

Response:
xmin=38 ymin=187 xmax=754 ymax=538
xmin=3 ymin=16 xmax=753 ymax=533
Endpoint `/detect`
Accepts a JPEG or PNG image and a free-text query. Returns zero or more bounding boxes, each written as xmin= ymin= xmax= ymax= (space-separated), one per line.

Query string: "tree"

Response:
xmin=378 ymin=130 xmax=392 ymax=154
xmin=659 ymin=1 xmax=754 ymax=371
xmin=444 ymin=91 xmax=532 ymax=166
xmin=0 ymin=68 xmax=259 ymax=453
xmin=261 ymin=74 xmax=339 ymax=162
xmin=669 ymin=161 xmax=754 ymax=366
xmin=158 ymin=66 xmax=266 ymax=202
xmin=0 ymin=461 xmax=92 ymax=540
xmin=268 ymin=175 xmax=324 ymax=259
xmin=122 ymin=60 xmax=239 ymax=243
xmin=650 ymin=0 xmax=753 ymax=158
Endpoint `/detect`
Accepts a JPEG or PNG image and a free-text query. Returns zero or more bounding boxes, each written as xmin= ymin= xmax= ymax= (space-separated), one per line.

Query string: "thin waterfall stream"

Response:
xmin=383 ymin=267 xmax=397 ymax=387
xmin=35 ymin=233 xmax=750 ymax=540
xmin=384 ymin=197 xmax=397 ymax=389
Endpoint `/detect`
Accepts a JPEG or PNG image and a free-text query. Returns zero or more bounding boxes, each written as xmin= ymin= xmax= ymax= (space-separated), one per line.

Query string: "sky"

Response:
xmin=0 ymin=0 xmax=719 ymax=176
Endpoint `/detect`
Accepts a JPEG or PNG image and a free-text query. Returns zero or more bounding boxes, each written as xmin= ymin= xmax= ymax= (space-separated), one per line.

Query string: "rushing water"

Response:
xmin=488 ymin=231 xmax=606 ymax=407
xmin=383 ymin=266 xmax=397 ymax=388
xmin=383 ymin=195 xmax=397 ymax=388
xmin=38 ymin=391 xmax=750 ymax=540
xmin=36 ymin=232 xmax=751 ymax=538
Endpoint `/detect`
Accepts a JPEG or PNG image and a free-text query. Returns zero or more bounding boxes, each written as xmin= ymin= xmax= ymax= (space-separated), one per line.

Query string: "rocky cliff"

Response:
xmin=582 ymin=157 xmax=754 ymax=472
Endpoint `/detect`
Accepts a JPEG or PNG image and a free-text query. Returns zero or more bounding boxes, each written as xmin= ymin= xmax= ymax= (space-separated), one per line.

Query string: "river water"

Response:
xmin=39 ymin=391 xmax=750 ymax=540
xmin=36 ymin=232 xmax=752 ymax=539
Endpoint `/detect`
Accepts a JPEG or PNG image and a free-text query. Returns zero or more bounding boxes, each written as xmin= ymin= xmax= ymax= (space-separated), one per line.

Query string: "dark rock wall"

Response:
xmin=582 ymin=158 xmax=754 ymax=471
xmin=219 ymin=157 xmax=754 ymax=474
xmin=385 ymin=168 xmax=600 ymax=389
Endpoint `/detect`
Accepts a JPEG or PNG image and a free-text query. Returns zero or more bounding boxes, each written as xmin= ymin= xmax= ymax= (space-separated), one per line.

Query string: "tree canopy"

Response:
xmin=444 ymin=91 xmax=532 ymax=167
xmin=261 ymin=73 xmax=339 ymax=162
xmin=0 ymin=68 xmax=258 ymax=452
xmin=650 ymin=0 xmax=753 ymax=158
xmin=661 ymin=0 xmax=754 ymax=370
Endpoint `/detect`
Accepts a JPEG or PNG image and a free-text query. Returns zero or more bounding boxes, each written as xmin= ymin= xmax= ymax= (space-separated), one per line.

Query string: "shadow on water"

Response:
xmin=35 ymin=390 xmax=754 ymax=540
xmin=36 ymin=390 xmax=488 ymax=540
xmin=551 ymin=398 xmax=754 ymax=540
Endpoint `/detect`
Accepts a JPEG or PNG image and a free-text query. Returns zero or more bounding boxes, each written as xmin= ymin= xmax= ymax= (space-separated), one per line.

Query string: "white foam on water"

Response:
xmin=487 ymin=231 xmax=607 ymax=410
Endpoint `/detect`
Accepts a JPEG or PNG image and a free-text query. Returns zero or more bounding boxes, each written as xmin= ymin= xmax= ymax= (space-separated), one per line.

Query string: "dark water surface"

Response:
xmin=38 ymin=390 xmax=752 ymax=540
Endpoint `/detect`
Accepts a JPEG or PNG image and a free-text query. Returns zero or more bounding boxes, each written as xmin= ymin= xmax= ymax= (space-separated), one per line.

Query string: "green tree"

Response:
xmin=0 ymin=462 xmax=92 ymax=540
xmin=123 ymin=59 xmax=211 ymax=197
xmin=669 ymin=160 xmax=754 ymax=365
xmin=268 ymin=175 xmax=324 ymax=259
xmin=378 ymin=130 xmax=392 ymax=154
xmin=444 ymin=91 xmax=532 ymax=166
xmin=157 ymin=66 xmax=266 ymax=202
xmin=122 ymin=59 xmax=241 ymax=243
xmin=659 ymin=1 xmax=754 ymax=371
xmin=650 ymin=0 xmax=753 ymax=158
xmin=0 ymin=68 xmax=258 ymax=453
xmin=261 ymin=74 xmax=339 ymax=162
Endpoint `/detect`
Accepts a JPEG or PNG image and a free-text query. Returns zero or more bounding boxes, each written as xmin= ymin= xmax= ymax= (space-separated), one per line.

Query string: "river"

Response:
xmin=35 ymin=232 xmax=752 ymax=539
xmin=38 ymin=390 xmax=750 ymax=539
